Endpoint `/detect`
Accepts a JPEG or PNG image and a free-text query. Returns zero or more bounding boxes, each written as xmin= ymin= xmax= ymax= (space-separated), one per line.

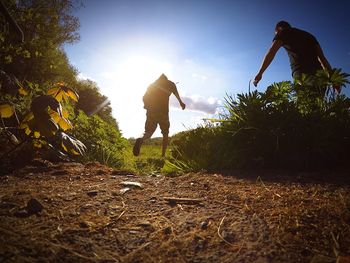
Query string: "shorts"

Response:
xmin=292 ymin=66 xmax=322 ymax=79
xmin=143 ymin=111 xmax=170 ymax=138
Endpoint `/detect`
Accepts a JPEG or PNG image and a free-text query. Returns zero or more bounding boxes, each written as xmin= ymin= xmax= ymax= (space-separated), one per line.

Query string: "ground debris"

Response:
xmin=120 ymin=181 xmax=143 ymax=188
xmin=86 ymin=190 xmax=98 ymax=197
xmin=14 ymin=197 xmax=44 ymax=217
xmin=1 ymin=164 xmax=350 ymax=262
xmin=163 ymin=197 xmax=203 ymax=205
xmin=26 ymin=198 xmax=44 ymax=214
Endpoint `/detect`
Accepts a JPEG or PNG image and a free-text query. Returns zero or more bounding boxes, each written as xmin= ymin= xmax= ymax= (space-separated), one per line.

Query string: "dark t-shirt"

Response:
xmin=273 ymin=27 xmax=322 ymax=76
xmin=143 ymin=77 xmax=177 ymax=113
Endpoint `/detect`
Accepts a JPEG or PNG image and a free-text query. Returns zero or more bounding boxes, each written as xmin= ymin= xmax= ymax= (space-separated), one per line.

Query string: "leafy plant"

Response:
xmin=71 ymin=110 xmax=127 ymax=167
xmin=170 ymin=69 xmax=350 ymax=171
xmin=1 ymin=72 xmax=86 ymax=158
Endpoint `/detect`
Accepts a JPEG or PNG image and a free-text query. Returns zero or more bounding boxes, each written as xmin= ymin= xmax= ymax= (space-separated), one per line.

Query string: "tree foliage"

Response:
xmin=75 ymin=80 xmax=119 ymax=130
xmin=1 ymin=0 xmax=126 ymax=170
xmin=0 ymin=0 xmax=81 ymax=86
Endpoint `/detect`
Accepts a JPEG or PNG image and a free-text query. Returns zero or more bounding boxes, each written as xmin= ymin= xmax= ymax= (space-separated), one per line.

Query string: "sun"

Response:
xmin=114 ymin=55 xmax=173 ymax=96
xmin=102 ymin=55 xmax=173 ymax=137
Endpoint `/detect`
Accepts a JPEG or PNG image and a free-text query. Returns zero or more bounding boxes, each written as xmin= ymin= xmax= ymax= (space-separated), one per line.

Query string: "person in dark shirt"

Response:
xmin=133 ymin=74 xmax=186 ymax=157
xmin=253 ymin=21 xmax=333 ymax=86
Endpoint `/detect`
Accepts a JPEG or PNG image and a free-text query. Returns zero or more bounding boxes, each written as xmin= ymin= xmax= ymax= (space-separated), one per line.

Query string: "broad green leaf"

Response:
xmin=48 ymin=109 xmax=61 ymax=123
xmin=20 ymin=112 xmax=34 ymax=128
xmin=24 ymin=128 xmax=31 ymax=135
xmin=47 ymin=83 xmax=79 ymax=102
xmin=18 ymin=86 xmax=28 ymax=95
xmin=58 ymin=117 xmax=72 ymax=131
xmin=60 ymin=132 xmax=86 ymax=155
xmin=62 ymin=108 xmax=69 ymax=118
xmin=0 ymin=104 xmax=14 ymax=118
xmin=47 ymin=87 xmax=60 ymax=96
xmin=48 ymin=108 xmax=71 ymax=130
xmin=67 ymin=89 xmax=79 ymax=101
xmin=33 ymin=140 xmax=42 ymax=148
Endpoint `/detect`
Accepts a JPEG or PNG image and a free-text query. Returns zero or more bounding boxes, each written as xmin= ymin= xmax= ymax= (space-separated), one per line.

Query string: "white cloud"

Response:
xmin=170 ymin=94 xmax=221 ymax=114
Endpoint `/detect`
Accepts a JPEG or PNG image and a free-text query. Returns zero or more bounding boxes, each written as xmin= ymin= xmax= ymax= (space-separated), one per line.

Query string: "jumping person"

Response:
xmin=133 ymin=74 xmax=186 ymax=157
xmin=253 ymin=21 xmax=334 ymax=87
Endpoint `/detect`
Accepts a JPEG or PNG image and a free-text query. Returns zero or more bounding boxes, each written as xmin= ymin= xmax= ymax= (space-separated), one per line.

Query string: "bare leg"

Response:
xmin=134 ymin=114 xmax=156 ymax=157
xmin=162 ymin=134 xmax=168 ymax=157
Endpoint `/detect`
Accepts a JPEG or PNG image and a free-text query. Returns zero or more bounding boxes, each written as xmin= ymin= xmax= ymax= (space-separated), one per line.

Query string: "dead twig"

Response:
xmin=217 ymin=216 xmax=233 ymax=246
xmin=331 ymin=231 xmax=340 ymax=257
xmin=163 ymin=197 xmax=203 ymax=205
xmin=121 ymin=242 xmax=152 ymax=262
xmin=106 ymin=210 xmax=126 ymax=227
xmin=256 ymin=176 xmax=282 ymax=198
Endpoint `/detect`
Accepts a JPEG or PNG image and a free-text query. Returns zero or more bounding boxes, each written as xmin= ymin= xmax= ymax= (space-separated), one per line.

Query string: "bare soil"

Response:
xmin=0 ymin=160 xmax=350 ymax=262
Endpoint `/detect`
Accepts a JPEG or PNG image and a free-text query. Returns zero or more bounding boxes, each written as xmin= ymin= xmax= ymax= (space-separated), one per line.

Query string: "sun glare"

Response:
xmin=114 ymin=56 xmax=173 ymax=97
xmin=102 ymin=55 xmax=173 ymax=137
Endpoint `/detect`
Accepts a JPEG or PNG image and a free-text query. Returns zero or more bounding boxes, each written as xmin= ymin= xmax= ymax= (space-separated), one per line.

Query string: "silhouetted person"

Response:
xmin=133 ymin=74 xmax=186 ymax=157
xmin=254 ymin=21 xmax=333 ymax=87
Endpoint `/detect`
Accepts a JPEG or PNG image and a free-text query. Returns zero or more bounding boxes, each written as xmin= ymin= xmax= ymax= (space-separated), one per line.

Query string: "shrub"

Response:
xmin=72 ymin=111 xmax=127 ymax=168
xmin=170 ymin=69 xmax=350 ymax=171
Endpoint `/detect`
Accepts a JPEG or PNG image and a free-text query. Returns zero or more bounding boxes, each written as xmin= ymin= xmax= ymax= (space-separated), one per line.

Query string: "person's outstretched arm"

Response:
xmin=253 ymin=40 xmax=282 ymax=86
xmin=316 ymin=43 xmax=341 ymax=92
xmin=316 ymin=44 xmax=332 ymax=72
xmin=173 ymin=88 xmax=186 ymax=110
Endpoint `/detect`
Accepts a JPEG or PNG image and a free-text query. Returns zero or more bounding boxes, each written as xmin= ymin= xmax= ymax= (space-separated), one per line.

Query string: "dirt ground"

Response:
xmin=0 ymin=160 xmax=350 ymax=263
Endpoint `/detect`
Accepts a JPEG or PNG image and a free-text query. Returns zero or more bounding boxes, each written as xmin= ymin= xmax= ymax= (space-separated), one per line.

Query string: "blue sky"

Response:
xmin=64 ymin=0 xmax=350 ymax=138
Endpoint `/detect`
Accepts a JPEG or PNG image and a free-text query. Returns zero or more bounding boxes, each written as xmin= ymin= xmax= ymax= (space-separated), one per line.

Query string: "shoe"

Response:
xmin=133 ymin=138 xmax=142 ymax=156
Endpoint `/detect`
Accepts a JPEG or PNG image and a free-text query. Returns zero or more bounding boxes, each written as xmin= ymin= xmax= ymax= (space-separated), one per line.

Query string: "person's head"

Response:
xmin=159 ymin=73 xmax=168 ymax=80
xmin=275 ymin=20 xmax=291 ymax=34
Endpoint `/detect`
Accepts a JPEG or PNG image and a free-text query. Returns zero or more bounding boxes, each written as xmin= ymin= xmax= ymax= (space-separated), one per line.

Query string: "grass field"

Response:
xmin=123 ymin=138 xmax=171 ymax=175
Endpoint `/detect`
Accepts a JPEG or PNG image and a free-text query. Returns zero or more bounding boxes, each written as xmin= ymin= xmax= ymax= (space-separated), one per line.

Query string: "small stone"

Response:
xmin=149 ymin=197 xmax=157 ymax=203
xmin=79 ymin=221 xmax=93 ymax=228
xmin=26 ymin=198 xmax=44 ymax=214
xmin=14 ymin=209 xmax=29 ymax=218
xmin=51 ymin=170 xmax=67 ymax=176
xmin=163 ymin=226 xmax=172 ymax=235
xmin=120 ymin=181 xmax=143 ymax=188
xmin=80 ymin=203 xmax=94 ymax=211
xmin=138 ymin=221 xmax=152 ymax=227
xmin=200 ymin=221 xmax=209 ymax=230
xmin=87 ymin=191 xmax=98 ymax=197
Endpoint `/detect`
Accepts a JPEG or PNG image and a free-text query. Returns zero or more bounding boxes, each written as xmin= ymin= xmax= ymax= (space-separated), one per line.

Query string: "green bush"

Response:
xmin=170 ymin=70 xmax=350 ymax=171
xmin=72 ymin=111 xmax=127 ymax=168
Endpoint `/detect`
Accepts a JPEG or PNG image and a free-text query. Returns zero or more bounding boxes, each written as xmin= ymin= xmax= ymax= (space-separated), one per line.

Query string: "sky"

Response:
xmin=64 ymin=0 xmax=350 ymax=138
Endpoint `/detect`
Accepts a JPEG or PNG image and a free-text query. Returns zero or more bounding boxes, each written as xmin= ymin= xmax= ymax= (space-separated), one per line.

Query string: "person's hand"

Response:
xmin=253 ymin=73 xmax=262 ymax=87
xmin=180 ymin=101 xmax=186 ymax=110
